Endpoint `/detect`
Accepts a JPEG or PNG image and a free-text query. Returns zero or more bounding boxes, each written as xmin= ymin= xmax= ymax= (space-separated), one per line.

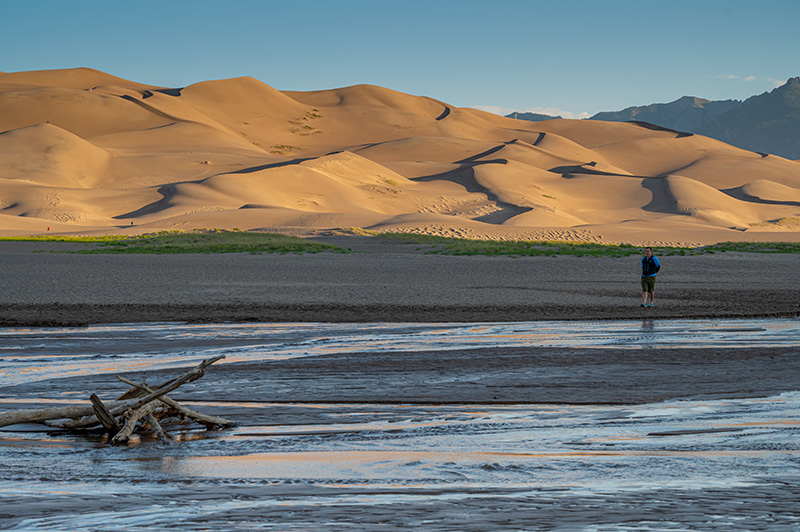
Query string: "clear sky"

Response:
xmin=2 ymin=0 xmax=798 ymax=118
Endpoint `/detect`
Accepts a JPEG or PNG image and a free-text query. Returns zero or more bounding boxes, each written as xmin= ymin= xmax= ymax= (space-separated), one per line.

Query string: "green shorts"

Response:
xmin=641 ymin=276 xmax=656 ymax=293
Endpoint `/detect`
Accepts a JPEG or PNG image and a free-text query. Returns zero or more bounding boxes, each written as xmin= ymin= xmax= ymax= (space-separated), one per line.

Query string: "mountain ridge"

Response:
xmin=507 ymin=78 xmax=800 ymax=160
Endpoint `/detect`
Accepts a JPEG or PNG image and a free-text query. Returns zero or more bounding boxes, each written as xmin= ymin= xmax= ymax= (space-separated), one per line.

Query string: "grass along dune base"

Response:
xmin=3 ymin=230 xmax=799 ymax=256
xmin=0 ymin=230 xmax=347 ymax=254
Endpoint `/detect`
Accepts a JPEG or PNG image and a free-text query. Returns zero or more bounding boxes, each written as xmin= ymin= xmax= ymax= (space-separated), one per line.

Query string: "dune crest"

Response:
xmin=0 ymin=123 xmax=110 ymax=188
xmin=1 ymin=68 xmax=799 ymax=244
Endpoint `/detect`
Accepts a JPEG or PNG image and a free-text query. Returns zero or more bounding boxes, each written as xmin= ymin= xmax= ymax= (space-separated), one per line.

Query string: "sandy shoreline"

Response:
xmin=1 ymin=237 xmax=798 ymax=326
xmin=2 ymin=249 xmax=798 ymax=531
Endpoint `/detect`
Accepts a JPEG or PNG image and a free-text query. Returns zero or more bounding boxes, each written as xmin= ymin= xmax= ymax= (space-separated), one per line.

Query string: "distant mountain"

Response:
xmin=504 ymin=111 xmax=561 ymax=121
xmin=591 ymin=96 xmax=739 ymax=131
xmin=507 ymin=79 xmax=800 ymax=160
xmin=697 ymin=77 xmax=800 ymax=159
xmin=590 ymin=78 xmax=800 ymax=160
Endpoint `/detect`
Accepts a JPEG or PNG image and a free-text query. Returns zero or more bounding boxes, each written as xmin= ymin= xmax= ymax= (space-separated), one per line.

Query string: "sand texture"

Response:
xmin=1 ymin=238 xmax=797 ymax=327
xmin=1 ymin=68 xmax=799 ymax=245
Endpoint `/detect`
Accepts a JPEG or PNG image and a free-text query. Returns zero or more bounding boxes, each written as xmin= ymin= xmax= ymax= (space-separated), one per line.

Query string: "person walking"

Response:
xmin=641 ymin=246 xmax=660 ymax=307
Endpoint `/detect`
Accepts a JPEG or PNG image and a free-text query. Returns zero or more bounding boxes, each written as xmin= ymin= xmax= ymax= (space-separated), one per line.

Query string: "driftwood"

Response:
xmin=46 ymin=355 xmax=226 ymax=429
xmin=90 ymin=393 xmax=121 ymax=434
xmin=0 ymin=402 xmax=124 ymax=428
xmin=0 ymin=355 xmax=232 ymax=445
xmin=116 ymin=376 xmax=234 ymax=429
xmin=112 ymin=401 xmax=162 ymax=444
xmin=144 ymin=413 xmax=170 ymax=441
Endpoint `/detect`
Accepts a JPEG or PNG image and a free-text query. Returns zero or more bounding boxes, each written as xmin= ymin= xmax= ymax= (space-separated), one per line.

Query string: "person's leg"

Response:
xmin=642 ymin=277 xmax=655 ymax=306
xmin=649 ymin=278 xmax=656 ymax=306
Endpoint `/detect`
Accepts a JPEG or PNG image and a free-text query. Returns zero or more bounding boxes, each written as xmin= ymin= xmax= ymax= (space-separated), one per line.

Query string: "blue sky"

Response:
xmin=2 ymin=0 xmax=797 ymax=118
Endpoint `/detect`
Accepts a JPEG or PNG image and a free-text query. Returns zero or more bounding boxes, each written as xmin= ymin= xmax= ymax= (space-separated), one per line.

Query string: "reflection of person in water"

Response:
xmin=641 ymin=246 xmax=660 ymax=308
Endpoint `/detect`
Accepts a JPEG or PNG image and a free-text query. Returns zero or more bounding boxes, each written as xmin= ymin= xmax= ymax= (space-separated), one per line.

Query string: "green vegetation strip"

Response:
xmin=377 ymin=233 xmax=800 ymax=257
xmin=0 ymin=231 xmax=346 ymax=254
xmin=3 ymin=230 xmax=799 ymax=256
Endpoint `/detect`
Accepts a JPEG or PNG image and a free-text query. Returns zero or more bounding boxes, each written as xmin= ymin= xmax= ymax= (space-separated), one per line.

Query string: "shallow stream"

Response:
xmin=1 ymin=318 xmax=798 ymax=530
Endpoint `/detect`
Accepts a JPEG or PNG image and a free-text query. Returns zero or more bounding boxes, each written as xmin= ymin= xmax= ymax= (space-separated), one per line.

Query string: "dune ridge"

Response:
xmin=1 ymin=68 xmax=799 ymax=245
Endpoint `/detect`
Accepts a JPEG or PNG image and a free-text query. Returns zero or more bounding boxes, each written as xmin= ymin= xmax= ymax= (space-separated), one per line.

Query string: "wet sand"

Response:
xmin=2 ymin=239 xmax=799 ymax=530
xmin=0 ymin=237 xmax=798 ymax=326
xmin=7 ymin=343 xmax=800 ymax=408
xmin=2 ymin=329 xmax=799 ymax=531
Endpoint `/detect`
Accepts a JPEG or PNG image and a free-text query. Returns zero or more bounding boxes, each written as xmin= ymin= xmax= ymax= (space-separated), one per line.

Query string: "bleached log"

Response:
xmin=111 ymin=402 xmax=161 ymax=444
xmin=117 ymin=376 xmax=235 ymax=428
xmin=124 ymin=354 xmax=226 ymax=410
xmin=45 ymin=403 xmax=130 ymax=429
xmin=0 ymin=402 xmax=125 ymax=428
xmin=115 ymin=376 xmax=174 ymax=401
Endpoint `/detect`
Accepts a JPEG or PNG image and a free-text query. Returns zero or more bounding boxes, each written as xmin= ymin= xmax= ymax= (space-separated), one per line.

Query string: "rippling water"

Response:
xmin=1 ymin=318 xmax=798 ymax=387
xmin=1 ymin=318 xmax=799 ymax=530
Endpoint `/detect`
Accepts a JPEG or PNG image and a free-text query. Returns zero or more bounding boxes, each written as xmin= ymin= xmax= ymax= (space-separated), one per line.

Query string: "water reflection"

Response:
xmin=0 ymin=318 xmax=798 ymax=387
xmin=1 ymin=315 xmax=798 ymax=531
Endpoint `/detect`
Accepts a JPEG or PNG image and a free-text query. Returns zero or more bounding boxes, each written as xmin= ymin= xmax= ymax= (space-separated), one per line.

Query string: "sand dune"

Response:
xmin=664 ymin=175 xmax=757 ymax=229
xmin=1 ymin=67 xmax=799 ymax=244
xmin=0 ymin=123 xmax=109 ymax=188
xmin=741 ymin=179 xmax=800 ymax=204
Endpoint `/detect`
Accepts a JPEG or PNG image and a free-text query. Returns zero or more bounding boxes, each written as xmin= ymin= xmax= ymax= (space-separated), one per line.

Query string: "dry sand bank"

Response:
xmin=0 ymin=238 xmax=797 ymax=326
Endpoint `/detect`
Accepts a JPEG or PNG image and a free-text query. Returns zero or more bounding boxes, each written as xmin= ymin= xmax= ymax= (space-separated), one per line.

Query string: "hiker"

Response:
xmin=641 ymin=246 xmax=660 ymax=307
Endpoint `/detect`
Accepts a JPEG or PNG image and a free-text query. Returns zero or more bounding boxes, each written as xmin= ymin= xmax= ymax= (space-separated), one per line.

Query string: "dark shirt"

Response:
xmin=641 ymin=256 xmax=660 ymax=277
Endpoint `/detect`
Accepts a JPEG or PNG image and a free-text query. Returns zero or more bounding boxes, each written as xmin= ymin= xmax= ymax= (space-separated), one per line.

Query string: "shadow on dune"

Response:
xmin=223 ymin=157 xmax=319 ymax=175
xmin=628 ymin=120 xmax=694 ymax=138
xmin=116 ymin=154 xmax=322 ymax=219
xmin=641 ymin=177 xmax=677 ymax=213
xmin=138 ymin=88 xmax=184 ymax=99
xmin=550 ymin=162 xmax=633 ymax=178
xmin=455 ymin=139 xmax=542 ymax=164
xmin=455 ymin=144 xmax=508 ymax=164
xmin=120 ymin=94 xmax=183 ymax=122
xmin=115 ymin=184 xmax=177 ymax=219
xmin=722 ymin=186 xmax=800 ymax=207
xmin=413 ymin=164 xmax=531 ymax=224
xmin=155 ymin=87 xmax=184 ymax=97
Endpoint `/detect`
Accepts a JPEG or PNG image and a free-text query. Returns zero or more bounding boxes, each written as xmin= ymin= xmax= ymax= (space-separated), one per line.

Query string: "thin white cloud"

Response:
xmin=716 ymin=74 xmax=764 ymax=83
xmin=473 ymin=105 xmax=590 ymax=120
xmin=767 ymin=77 xmax=788 ymax=88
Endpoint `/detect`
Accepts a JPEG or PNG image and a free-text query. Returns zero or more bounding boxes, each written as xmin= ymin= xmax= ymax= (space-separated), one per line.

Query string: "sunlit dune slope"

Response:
xmin=1 ymin=67 xmax=799 ymax=244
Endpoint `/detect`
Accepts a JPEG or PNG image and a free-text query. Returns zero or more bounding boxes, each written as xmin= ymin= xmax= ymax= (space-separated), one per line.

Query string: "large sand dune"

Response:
xmin=1 ymin=67 xmax=799 ymax=245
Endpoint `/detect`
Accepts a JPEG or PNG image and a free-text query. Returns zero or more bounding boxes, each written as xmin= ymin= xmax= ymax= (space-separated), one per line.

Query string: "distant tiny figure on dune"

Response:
xmin=641 ymin=246 xmax=660 ymax=308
